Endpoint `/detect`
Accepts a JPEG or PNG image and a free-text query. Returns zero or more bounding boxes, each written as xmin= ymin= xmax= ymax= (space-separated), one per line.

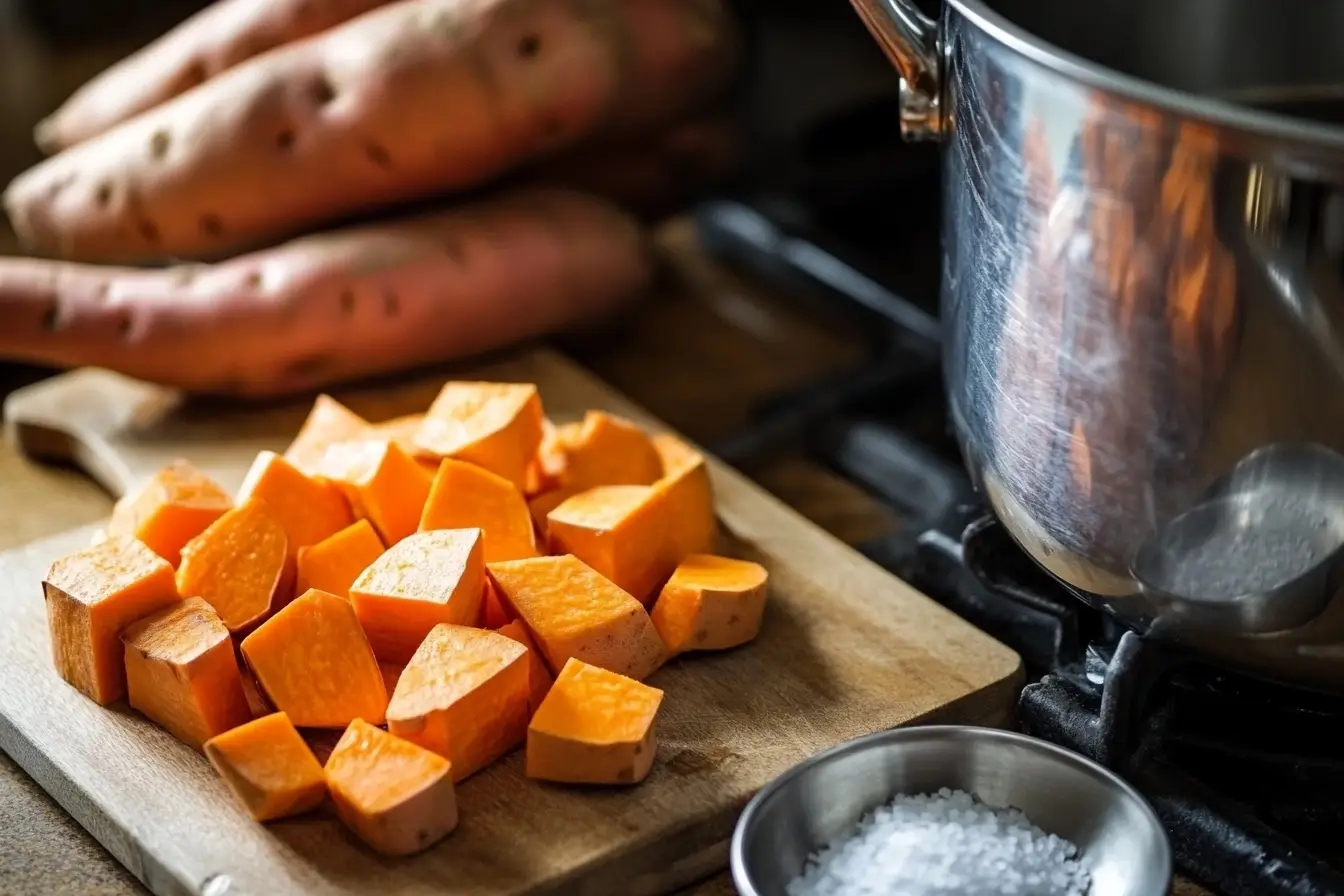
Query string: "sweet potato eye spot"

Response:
xmin=308 ymin=75 xmax=336 ymax=108
xmin=182 ymin=60 xmax=208 ymax=88
xmin=149 ymin=130 xmax=171 ymax=160
xmin=518 ymin=34 xmax=541 ymax=58
xmin=366 ymin=142 xmax=392 ymax=169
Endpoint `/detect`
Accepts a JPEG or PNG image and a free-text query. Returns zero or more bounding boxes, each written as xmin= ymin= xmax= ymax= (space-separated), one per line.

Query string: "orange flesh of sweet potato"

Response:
xmin=349 ymin=529 xmax=485 ymax=664
xmin=240 ymin=668 xmax=272 ymax=719
xmin=325 ymin=718 xmax=458 ymax=857
xmin=318 ymin=440 xmax=432 ymax=545
xmin=176 ymin=499 xmax=291 ymax=634
xmin=237 ymin=451 xmax=354 ymax=553
xmin=559 ymin=411 xmax=663 ymax=492
xmin=495 ymin=620 xmax=554 ymax=718
xmin=295 ymin=518 xmax=384 ymax=600
xmin=487 ymin=554 xmax=666 ymax=681
xmin=369 ymin=414 xmax=429 ymax=458
xmin=380 ymin=663 xmax=405 ymax=696
xmin=651 ymin=433 xmax=718 ymax=558
xmin=524 ymin=418 xmax=568 ymax=496
xmin=107 ymin=460 xmax=232 ymax=567
xmin=204 ymin=710 xmax=328 ymax=823
xmin=650 ymin=555 xmax=768 ymax=654
xmin=284 ymin=395 xmax=371 ymax=476
xmin=43 ymin=535 xmax=181 ymax=705
xmin=121 ymin=596 xmax=252 ymax=749
xmin=419 ymin=458 xmax=537 ymax=562
xmin=479 ymin=578 xmax=514 ymax=628
xmin=526 ymin=658 xmax=663 ymax=786
xmin=34 ymin=0 xmax=392 ymax=153
xmin=528 ymin=487 xmax=579 ymax=540
xmin=240 ymin=588 xmax=387 ymax=727
xmin=413 ymin=382 xmax=544 ymax=491
xmin=546 ymin=484 xmax=672 ymax=605
xmin=385 ymin=624 xmax=529 ymax=782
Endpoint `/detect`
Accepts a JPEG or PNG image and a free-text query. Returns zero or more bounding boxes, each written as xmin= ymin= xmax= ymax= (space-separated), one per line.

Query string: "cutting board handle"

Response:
xmin=4 ymin=366 xmax=450 ymax=500
xmin=4 ymin=370 xmax=186 ymax=500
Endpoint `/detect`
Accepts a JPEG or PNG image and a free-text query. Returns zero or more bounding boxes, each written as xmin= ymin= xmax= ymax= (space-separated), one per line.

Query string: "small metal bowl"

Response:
xmin=731 ymin=725 xmax=1171 ymax=896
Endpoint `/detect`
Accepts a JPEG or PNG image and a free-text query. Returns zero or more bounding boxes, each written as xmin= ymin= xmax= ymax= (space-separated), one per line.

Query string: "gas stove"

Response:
xmin=695 ymin=195 xmax=1344 ymax=896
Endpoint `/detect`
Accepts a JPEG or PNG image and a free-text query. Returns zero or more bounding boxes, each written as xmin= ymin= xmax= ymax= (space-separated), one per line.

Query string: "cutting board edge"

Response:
xmin=529 ymin=666 xmax=1024 ymax=896
xmin=0 ymin=685 xmax=198 ymax=896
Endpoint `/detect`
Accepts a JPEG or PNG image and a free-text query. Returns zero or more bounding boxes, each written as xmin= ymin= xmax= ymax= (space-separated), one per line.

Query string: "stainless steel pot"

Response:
xmin=851 ymin=0 xmax=1344 ymax=691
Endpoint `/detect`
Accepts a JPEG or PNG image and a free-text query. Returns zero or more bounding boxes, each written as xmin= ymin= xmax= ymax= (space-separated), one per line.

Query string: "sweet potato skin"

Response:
xmin=4 ymin=0 xmax=737 ymax=264
xmin=0 ymin=189 xmax=648 ymax=398
xmin=36 ymin=0 xmax=394 ymax=154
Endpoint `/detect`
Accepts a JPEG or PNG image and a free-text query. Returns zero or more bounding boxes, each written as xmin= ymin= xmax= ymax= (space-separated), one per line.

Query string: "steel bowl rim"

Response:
xmin=730 ymin=724 xmax=1172 ymax=896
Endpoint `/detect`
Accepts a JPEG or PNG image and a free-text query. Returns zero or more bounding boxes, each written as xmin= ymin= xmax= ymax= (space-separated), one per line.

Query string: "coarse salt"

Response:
xmin=786 ymin=787 xmax=1092 ymax=896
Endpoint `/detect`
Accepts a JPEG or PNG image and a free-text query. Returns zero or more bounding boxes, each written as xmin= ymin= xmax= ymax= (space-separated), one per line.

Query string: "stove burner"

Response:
xmin=1022 ymin=634 xmax=1344 ymax=896
xmin=698 ymin=196 xmax=1344 ymax=896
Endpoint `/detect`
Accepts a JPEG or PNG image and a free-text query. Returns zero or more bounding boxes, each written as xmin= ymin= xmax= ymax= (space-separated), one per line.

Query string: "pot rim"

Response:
xmin=948 ymin=0 xmax=1344 ymax=154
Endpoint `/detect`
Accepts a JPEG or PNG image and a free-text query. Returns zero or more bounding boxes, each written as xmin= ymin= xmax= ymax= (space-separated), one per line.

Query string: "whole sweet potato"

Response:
xmin=0 ymin=188 xmax=648 ymax=396
xmin=35 ymin=0 xmax=393 ymax=153
xmin=5 ymin=0 xmax=737 ymax=264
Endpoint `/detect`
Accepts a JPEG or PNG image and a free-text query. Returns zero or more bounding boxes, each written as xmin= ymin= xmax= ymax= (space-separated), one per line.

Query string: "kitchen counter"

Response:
xmin=0 ymin=220 xmax=1213 ymax=896
xmin=0 ymin=15 xmax=1210 ymax=896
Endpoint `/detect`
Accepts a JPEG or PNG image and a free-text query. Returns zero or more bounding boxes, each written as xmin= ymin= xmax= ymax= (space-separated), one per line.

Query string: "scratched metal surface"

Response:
xmin=932 ymin=0 xmax=1344 ymax=690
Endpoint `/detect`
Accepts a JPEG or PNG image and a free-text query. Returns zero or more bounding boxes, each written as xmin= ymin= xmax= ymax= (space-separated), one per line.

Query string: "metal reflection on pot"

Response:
xmin=849 ymin=0 xmax=1344 ymax=691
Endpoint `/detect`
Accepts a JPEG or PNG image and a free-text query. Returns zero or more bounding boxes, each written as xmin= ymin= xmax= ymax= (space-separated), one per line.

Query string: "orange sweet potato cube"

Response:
xmin=43 ymin=535 xmax=181 ymax=705
xmin=368 ymin=414 xmax=429 ymax=458
xmin=495 ymin=620 xmax=554 ymax=717
xmin=284 ymin=395 xmax=371 ymax=476
xmin=528 ymin=487 xmax=578 ymax=540
xmin=526 ymin=658 xmax=663 ymax=786
xmin=107 ymin=460 xmax=232 ymax=567
xmin=412 ymin=382 xmax=544 ymax=490
xmin=350 ymin=529 xmax=485 ymax=664
xmin=650 ymin=555 xmax=769 ymax=654
xmin=419 ymin=458 xmax=537 ymax=562
xmin=325 ymin=719 xmax=458 ymax=856
xmin=176 ymin=499 xmax=291 ymax=634
xmin=204 ymin=711 xmax=327 ymax=822
xmin=295 ymin=519 xmax=385 ymax=600
xmin=651 ymin=433 xmax=718 ymax=559
xmin=236 ymin=451 xmax=354 ymax=552
xmin=317 ymin=440 xmax=432 ymax=546
xmin=386 ymin=624 xmax=530 ymax=782
xmin=122 ymin=597 xmax=252 ymax=749
xmin=487 ymin=555 xmax=666 ymax=681
xmin=240 ymin=589 xmax=388 ymax=728
xmin=479 ymin=578 xmax=514 ymax=628
xmin=524 ymin=418 xmax=569 ymax=496
xmin=546 ymin=485 xmax=672 ymax=605
xmin=557 ymin=411 xmax=662 ymax=492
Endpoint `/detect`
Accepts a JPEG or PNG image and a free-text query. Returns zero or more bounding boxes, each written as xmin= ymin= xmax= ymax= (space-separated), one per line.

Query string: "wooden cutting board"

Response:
xmin=0 ymin=348 xmax=1022 ymax=896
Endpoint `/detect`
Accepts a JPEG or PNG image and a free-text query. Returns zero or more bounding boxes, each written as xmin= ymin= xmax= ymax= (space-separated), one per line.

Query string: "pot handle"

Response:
xmin=848 ymin=0 xmax=944 ymax=141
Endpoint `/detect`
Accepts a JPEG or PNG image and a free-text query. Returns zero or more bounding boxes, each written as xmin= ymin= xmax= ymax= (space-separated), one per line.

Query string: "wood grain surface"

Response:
xmin=0 ymin=348 xmax=1022 ymax=896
